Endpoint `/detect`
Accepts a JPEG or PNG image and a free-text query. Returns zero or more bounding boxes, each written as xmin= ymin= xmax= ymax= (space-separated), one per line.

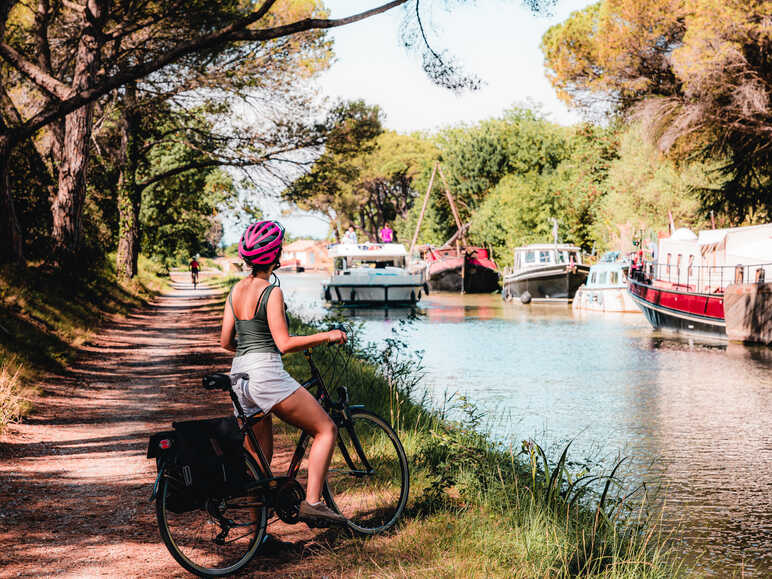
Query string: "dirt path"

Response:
xmin=0 ymin=278 xmax=331 ymax=577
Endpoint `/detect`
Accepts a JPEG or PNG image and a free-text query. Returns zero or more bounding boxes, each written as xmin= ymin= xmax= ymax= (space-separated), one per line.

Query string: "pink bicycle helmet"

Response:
xmin=238 ymin=220 xmax=285 ymax=266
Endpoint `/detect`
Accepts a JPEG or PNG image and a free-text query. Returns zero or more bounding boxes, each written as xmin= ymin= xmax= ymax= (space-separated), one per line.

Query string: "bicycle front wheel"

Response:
xmin=323 ymin=409 xmax=409 ymax=535
xmin=156 ymin=454 xmax=267 ymax=577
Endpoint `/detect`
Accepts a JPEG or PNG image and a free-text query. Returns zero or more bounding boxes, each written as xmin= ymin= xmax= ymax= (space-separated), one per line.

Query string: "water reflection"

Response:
xmin=279 ymin=272 xmax=771 ymax=576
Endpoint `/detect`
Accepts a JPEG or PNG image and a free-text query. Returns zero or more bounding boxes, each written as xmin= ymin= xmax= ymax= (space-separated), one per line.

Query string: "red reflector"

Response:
xmin=159 ymin=439 xmax=172 ymax=450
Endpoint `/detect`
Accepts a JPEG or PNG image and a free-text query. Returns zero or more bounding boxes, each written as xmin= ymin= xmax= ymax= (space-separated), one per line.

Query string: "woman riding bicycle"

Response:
xmin=220 ymin=220 xmax=347 ymax=525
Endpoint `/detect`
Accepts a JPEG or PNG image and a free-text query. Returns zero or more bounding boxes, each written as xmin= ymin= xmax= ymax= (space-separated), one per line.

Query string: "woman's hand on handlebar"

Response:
xmin=326 ymin=329 xmax=347 ymax=345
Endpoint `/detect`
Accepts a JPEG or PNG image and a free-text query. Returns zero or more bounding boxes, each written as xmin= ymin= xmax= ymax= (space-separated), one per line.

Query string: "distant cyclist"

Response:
xmin=189 ymin=257 xmax=200 ymax=289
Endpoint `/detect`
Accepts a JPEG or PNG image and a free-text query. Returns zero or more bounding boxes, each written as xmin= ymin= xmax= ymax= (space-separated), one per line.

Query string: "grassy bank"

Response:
xmin=0 ymin=255 xmax=167 ymax=432
xmin=279 ymin=314 xmax=680 ymax=577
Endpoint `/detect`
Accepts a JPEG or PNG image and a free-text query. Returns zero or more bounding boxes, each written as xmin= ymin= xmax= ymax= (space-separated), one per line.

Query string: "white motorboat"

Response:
xmin=322 ymin=243 xmax=426 ymax=306
xmin=573 ymin=252 xmax=639 ymax=313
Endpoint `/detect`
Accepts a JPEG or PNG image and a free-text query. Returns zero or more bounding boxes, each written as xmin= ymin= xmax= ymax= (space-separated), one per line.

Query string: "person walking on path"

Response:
xmin=220 ymin=220 xmax=348 ymax=524
xmin=342 ymin=226 xmax=357 ymax=245
xmin=379 ymin=223 xmax=393 ymax=243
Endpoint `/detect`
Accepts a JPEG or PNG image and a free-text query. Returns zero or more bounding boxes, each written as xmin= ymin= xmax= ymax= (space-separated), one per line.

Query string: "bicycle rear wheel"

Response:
xmin=156 ymin=454 xmax=267 ymax=577
xmin=323 ymin=408 xmax=409 ymax=535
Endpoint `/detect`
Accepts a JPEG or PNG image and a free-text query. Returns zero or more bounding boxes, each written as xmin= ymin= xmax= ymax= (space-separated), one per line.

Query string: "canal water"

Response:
xmin=279 ymin=272 xmax=772 ymax=577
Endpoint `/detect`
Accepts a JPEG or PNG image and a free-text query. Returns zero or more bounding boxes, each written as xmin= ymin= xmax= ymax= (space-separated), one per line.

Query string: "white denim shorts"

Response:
xmin=230 ymin=352 xmax=301 ymax=417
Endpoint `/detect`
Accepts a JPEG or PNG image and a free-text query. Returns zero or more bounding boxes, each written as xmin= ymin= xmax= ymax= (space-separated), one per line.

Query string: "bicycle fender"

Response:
xmin=150 ymin=464 xmax=165 ymax=503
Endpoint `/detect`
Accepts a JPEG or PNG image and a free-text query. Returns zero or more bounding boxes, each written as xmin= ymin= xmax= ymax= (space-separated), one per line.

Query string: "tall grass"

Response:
xmin=0 ymin=358 xmax=28 ymax=432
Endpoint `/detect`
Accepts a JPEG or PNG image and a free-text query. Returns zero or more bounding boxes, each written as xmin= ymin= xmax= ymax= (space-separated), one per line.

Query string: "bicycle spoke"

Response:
xmin=324 ymin=409 xmax=409 ymax=535
xmin=156 ymin=456 xmax=267 ymax=576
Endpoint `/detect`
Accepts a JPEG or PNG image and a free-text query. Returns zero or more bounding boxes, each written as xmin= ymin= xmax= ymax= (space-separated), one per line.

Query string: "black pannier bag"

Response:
xmin=147 ymin=430 xmax=199 ymax=514
xmin=171 ymin=416 xmax=247 ymax=499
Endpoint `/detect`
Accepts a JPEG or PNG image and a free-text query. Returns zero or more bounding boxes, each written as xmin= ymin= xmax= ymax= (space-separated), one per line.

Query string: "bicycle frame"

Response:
xmin=230 ymin=348 xmax=373 ymax=494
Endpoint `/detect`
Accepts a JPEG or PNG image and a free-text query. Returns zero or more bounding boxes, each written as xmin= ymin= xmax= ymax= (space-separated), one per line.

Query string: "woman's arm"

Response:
xmin=266 ymin=288 xmax=346 ymax=354
xmin=220 ymin=298 xmax=237 ymax=352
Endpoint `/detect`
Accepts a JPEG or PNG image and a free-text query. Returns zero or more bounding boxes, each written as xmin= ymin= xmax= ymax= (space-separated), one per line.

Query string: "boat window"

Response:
xmin=688 ymin=255 xmax=694 ymax=277
xmin=539 ymin=251 xmax=552 ymax=264
xmin=590 ymin=272 xmax=597 ymax=284
xmin=609 ymin=271 xmax=618 ymax=285
xmin=598 ymin=272 xmax=608 ymax=285
xmin=557 ymin=252 xmax=567 ymax=263
xmin=514 ymin=253 xmax=521 ymax=269
xmin=334 ymin=257 xmax=346 ymax=271
xmin=525 ymin=251 xmax=536 ymax=264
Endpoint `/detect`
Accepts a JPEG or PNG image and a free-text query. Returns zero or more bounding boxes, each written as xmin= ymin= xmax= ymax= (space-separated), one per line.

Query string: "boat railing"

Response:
xmin=634 ymin=261 xmax=772 ymax=293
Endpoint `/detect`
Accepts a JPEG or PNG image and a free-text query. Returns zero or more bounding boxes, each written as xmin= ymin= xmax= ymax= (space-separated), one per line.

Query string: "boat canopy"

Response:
xmin=586 ymin=261 xmax=628 ymax=288
xmin=511 ymin=244 xmax=583 ymax=272
xmin=328 ymin=243 xmax=408 ymax=258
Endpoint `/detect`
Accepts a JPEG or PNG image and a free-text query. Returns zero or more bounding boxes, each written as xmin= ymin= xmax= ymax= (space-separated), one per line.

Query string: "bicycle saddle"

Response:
xmin=202 ymin=373 xmax=249 ymax=391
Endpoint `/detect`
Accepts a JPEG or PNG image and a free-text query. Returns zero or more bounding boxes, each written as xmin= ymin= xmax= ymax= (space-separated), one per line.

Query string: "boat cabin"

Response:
xmin=512 ymin=244 xmax=583 ymax=273
xmin=585 ymin=252 xmax=628 ymax=288
xmin=329 ymin=243 xmax=408 ymax=274
xmin=653 ymin=223 xmax=772 ymax=292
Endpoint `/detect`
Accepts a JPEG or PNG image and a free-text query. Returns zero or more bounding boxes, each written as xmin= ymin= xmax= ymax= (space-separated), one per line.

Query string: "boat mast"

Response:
xmin=409 ymin=163 xmax=438 ymax=256
xmin=436 ymin=164 xmax=467 ymax=246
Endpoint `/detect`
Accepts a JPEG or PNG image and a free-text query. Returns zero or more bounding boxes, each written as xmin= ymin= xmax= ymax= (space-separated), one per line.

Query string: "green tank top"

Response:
xmin=229 ymin=284 xmax=284 ymax=356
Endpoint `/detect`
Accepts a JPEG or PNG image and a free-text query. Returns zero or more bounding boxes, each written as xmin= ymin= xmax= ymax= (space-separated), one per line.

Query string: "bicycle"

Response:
xmin=191 ymin=269 xmax=199 ymax=290
xmin=147 ymin=345 xmax=410 ymax=577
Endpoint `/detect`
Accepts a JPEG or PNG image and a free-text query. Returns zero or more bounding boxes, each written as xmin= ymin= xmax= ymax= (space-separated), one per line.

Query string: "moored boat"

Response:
xmin=417 ymin=246 xmax=499 ymax=293
xmin=322 ymin=243 xmax=426 ymax=306
xmin=628 ymin=224 xmax=772 ymax=340
xmin=573 ymin=252 xmax=639 ymax=313
xmin=502 ymin=244 xmax=589 ymax=303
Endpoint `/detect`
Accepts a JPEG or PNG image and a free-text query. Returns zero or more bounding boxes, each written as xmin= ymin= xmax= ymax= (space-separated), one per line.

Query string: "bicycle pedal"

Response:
xmin=302 ymin=517 xmax=345 ymax=529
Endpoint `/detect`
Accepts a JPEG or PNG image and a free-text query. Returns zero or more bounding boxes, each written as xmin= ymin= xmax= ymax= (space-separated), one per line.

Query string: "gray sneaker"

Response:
xmin=298 ymin=500 xmax=347 ymax=527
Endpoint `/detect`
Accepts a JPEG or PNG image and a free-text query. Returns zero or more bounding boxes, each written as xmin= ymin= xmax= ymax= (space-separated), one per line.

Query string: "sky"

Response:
xmin=230 ymin=0 xmax=595 ymax=242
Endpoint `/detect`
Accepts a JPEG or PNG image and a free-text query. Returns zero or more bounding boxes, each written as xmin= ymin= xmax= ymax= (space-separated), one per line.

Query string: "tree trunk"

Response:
xmin=0 ymin=133 xmax=23 ymax=265
xmin=116 ymin=83 xmax=141 ymax=280
xmin=51 ymin=1 xmax=104 ymax=267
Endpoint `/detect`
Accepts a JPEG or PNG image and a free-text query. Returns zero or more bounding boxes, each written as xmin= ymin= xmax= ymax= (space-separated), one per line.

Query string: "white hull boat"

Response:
xmin=573 ymin=253 xmax=639 ymax=313
xmin=322 ymin=243 xmax=426 ymax=306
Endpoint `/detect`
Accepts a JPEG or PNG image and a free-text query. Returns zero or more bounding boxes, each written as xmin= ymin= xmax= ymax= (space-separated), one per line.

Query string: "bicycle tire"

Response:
xmin=156 ymin=453 xmax=267 ymax=577
xmin=323 ymin=408 xmax=409 ymax=535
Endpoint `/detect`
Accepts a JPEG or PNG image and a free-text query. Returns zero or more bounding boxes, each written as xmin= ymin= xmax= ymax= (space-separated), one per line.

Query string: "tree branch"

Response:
xmin=0 ymin=41 xmax=70 ymax=99
xmin=11 ymin=0 xmax=408 ymax=142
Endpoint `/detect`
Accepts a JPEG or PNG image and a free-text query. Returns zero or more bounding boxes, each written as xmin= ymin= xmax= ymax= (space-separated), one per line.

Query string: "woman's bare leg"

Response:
xmin=245 ymin=414 xmax=273 ymax=467
xmin=271 ymin=387 xmax=336 ymax=504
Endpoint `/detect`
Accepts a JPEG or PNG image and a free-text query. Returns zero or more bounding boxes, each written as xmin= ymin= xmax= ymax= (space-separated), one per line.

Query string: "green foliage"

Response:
xmin=541 ymin=0 xmax=771 ymax=222
xmin=286 ymin=102 xmax=438 ymax=240
xmin=432 ymin=107 xmax=572 ymax=241
xmin=469 ymin=173 xmax=562 ymax=256
xmin=466 ymin=122 xmax=619 ymax=256
xmin=140 ymin=133 xmax=233 ymax=268
xmin=598 ymin=125 xmax=713 ymax=246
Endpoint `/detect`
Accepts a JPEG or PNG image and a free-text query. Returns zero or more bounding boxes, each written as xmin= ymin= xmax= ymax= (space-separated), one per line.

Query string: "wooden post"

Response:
xmin=436 ymin=164 xmax=466 ymax=246
xmin=409 ymin=162 xmax=438 ymax=256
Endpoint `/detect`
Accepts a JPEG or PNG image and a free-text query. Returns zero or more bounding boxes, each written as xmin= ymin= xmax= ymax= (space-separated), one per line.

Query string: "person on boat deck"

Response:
xmin=379 ymin=223 xmax=393 ymax=243
xmin=343 ymin=226 xmax=357 ymax=245
xmin=647 ymin=239 xmax=657 ymax=262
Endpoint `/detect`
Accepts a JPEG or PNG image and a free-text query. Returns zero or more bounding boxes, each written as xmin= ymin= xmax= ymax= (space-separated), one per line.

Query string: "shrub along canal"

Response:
xmin=280 ymin=271 xmax=771 ymax=577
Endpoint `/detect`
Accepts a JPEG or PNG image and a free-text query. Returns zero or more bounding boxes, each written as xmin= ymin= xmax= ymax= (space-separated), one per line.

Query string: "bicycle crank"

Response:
xmin=274 ymin=479 xmax=305 ymax=524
